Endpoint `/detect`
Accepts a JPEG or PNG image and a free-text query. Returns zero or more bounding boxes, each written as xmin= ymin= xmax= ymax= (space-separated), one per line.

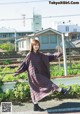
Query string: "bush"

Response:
xmin=0 ymin=42 xmax=15 ymax=52
xmin=13 ymin=82 xmax=30 ymax=102
xmin=0 ymin=83 xmax=80 ymax=103
xmin=0 ymin=82 xmax=30 ymax=103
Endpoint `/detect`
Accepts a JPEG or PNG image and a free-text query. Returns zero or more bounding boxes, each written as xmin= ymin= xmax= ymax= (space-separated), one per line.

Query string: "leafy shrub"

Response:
xmin=2 ymin=74 xmax=15 ymax=82
xmin=0 ymin=42 xmax=15 ymax=52
xmin=2 ymin=60 xmax=11 ymax=65
xmin=13 ymin=82 xmax=30 ymax=102
xmin=4 ymin=89 xmax=15 ymax=102
xmin=0 ymin=82 xmax=80 ymax=103
xmin=0 ymin=93 xmax=5 ymax=102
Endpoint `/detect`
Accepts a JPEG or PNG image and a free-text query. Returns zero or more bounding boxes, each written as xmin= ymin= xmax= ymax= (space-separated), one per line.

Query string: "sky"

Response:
xmin=0 ymin=0 xmax=80 ymax=30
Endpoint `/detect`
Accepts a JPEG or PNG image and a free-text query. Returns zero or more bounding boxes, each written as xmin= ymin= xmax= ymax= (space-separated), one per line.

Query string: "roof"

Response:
xmin=60 ymin=39 xmax=75 ymax=48
xmin=28 ymin=28 xmax=62 ymax=37
xmin=16 ymin=27 xmax=33 ymax=33
xmin=16 ymin=28 xmax=62 ymax=42
xmin=0 ymin=27 xmax=33 ymax=33
xmin=0 ymin=27 xmax=15 ymax=33
xmin=72 ymin=40 xmax=80 ymax=47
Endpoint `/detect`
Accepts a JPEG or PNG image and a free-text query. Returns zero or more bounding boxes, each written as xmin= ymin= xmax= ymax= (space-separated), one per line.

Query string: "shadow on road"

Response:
xmin=46 ymin=102 xmax=80 ymax=113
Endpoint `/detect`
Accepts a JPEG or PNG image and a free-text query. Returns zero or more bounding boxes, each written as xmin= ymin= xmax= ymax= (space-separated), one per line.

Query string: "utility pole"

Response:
xmin=62 ymin=33 xmax=68 ymax=76
xmin=22 ymin=14 xmax=26 ymax=27
xmin=14 ymin=30 xmax=17 ymax=51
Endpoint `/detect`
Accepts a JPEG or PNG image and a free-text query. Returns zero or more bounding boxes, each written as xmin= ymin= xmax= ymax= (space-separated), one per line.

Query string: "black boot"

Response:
xmin=61 ymin=86 xmax=71 ymax=95
xmin=34 ymin=104 xmax=44 ymax=111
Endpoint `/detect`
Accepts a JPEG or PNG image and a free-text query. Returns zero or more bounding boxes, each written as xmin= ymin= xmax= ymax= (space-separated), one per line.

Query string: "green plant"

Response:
xmin=69 ymin=84 xmax=80 ymax=98
xmin=0 ymin=93 xmax=5 ymax=102
xmin=2 ymin=74 xmax=15 ymax=82
xmin=13 ymin=82 xmax=30 ymax=102
xmin=0 ymin=42 xmax=15 ymax=52
xmin=2 ymin=59 xmax=11 ymax=65
xmin=0 ymin=76 xmax=3 ymax=93
xmin=5 ymin=89 xmax=15 ymax=102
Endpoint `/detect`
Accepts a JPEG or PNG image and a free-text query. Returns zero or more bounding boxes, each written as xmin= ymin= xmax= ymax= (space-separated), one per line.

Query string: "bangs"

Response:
xmin=31 ymin=39 xmax=40 ymax=45
xmin=30 ymin=39 xmax=40 ymax=52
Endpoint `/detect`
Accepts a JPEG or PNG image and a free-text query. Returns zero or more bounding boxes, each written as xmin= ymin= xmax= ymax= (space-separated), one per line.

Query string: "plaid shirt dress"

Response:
xmin=15 ymin=51 xmax=62 ymax=103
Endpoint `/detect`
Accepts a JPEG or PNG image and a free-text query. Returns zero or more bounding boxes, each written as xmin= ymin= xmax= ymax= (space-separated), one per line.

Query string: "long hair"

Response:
xmin=30 ymin=39 xmax=40 ymax=52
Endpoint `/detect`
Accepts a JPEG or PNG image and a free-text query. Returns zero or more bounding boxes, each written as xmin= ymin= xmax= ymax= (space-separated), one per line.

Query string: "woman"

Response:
xmin=14 ymin=39 xmax=71 ymax=111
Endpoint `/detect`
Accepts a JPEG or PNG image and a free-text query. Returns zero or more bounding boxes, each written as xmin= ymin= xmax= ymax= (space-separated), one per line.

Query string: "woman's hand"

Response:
xmin=54 ymin=52 xmax=63 ymax=58
xmin=58 ymin=52 xmax=63 ymax=58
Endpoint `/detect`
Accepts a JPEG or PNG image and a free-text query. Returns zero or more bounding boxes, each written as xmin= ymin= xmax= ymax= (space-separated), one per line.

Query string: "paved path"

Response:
xmin=1 ymin=112 xmax=80 ymax=114
xmin=1 ymin=99 xmax=80 ymax=114
xmin=53 ymin=76 xmax=80 ymax=85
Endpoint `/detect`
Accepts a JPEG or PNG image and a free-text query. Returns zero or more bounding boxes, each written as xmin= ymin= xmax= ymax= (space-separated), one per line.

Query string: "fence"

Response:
xmin=0 ymin=48 xmax=80 ymax=68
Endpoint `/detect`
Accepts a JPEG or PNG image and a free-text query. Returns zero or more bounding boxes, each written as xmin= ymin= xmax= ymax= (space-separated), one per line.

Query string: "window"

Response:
xmin=36 ymin=23 xmax=39 ymax=24
xmin=73 ymin=29 xmax=77 ymax=32
xmin=0 ymin=34 xmax=2 ymax=37
xmin=9 ymin=33 xmax=14 ymax=37
xmin=50 ymin=35 xmax=57 ymax=43
xmin=71 ymin=34 xmax=77 ymax=40
xmin=2 ymin=34 xmax=7 ymax=38
xmin=19 ymin=42 xmax=21 ymax=48
xmin=22 ymin=41 xmax=24 ymax=48
xmin=41 ymin=36 xmax=49 ymax=44
xmin=78 ymin=34 xmax=80 ymax=39
xmin=65 ymin=26 xmax=69 ymax=32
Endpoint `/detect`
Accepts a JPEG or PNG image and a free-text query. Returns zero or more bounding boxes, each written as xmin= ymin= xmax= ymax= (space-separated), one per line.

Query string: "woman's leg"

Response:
xmin=51 ymin=82 xmax=71 ymax=95
xmin=33 ymin=101 xmax=44 ymax=111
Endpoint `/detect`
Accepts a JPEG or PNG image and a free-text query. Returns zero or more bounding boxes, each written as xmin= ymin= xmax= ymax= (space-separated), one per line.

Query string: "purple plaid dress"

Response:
xmin=15 ymin=51 xmax=62 ymax=103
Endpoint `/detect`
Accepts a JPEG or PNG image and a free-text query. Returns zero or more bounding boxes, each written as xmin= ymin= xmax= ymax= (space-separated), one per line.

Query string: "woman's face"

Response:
xmin=33 ymin=43 xmax=39 ymax=52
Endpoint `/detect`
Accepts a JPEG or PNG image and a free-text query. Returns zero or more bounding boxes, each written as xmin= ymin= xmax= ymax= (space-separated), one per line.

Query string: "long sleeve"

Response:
xmin=46 ymin=52 xmax=63 ymax=62
xmin=14 ymin=53 xmax=30 ymax=76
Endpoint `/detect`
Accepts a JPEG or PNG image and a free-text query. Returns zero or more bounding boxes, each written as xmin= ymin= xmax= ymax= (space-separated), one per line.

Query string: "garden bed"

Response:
xmin=0 ymin=65 xmax=80 ymax=103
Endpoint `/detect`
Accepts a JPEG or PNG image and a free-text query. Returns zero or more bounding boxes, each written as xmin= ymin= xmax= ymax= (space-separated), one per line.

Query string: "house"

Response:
xmin=68 ymin=32 xmax=80 ymax=41
xmin=17 ymin=28 xmax=75 ymax=52
xmin=0 ymin=27 xmax=33 ymax=43
xmin=17 ymin=28 xmax=62 ymax=52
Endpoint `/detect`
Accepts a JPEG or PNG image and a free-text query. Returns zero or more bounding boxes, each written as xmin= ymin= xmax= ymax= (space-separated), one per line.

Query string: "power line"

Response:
xmin=0 ymin=14 xmax=80 ymax=21
xmin=0 ymin=18 xmax=32 ymax=21
xmin=43 ymin=14 xmax=80 ymax=18
xmin=0 ymin=0 xmax=48 ymax=5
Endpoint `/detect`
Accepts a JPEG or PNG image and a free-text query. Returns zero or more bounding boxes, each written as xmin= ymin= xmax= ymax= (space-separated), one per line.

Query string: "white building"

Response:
xmin=32 ymin=14 xmax=42 ymax=33
xmin=57 ymin=24 xmax=80 ymax=33
xmin=57 ymin=24 xmax=80 ymax=47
